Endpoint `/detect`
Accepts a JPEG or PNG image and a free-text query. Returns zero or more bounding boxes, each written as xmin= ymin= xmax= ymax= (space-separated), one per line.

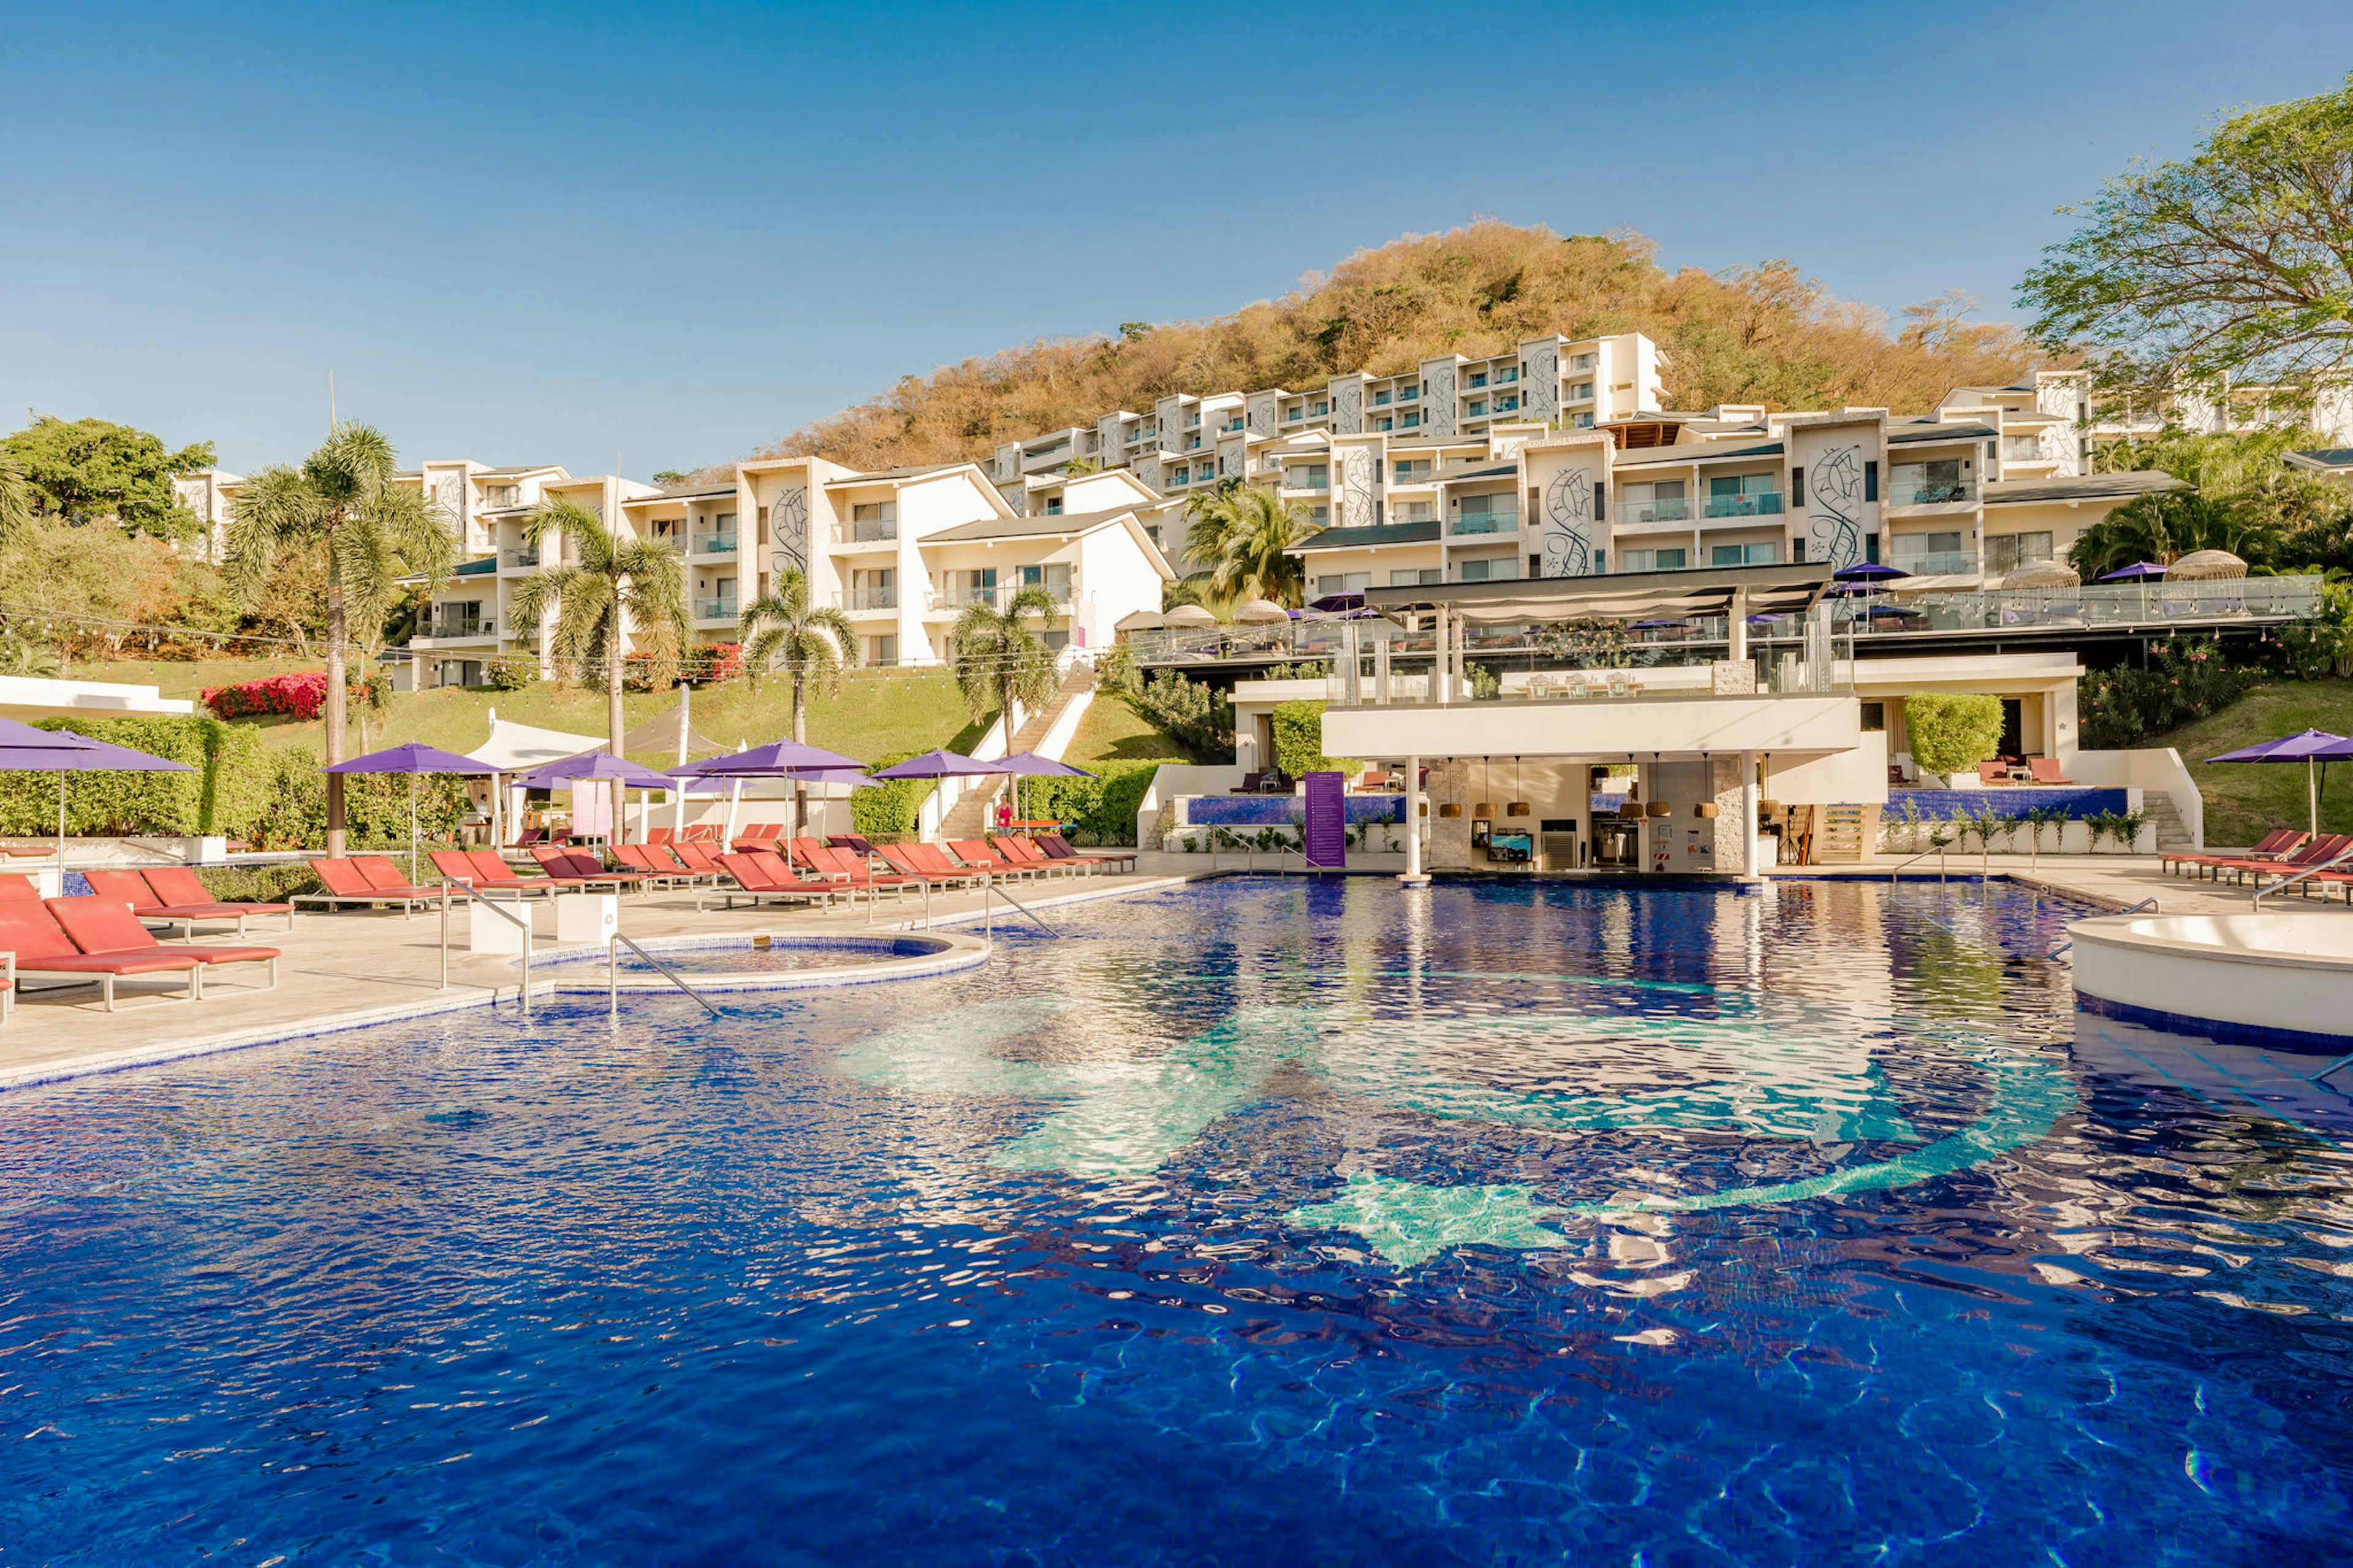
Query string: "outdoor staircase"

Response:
xmin=2145 ymin=792 xmax=2194 ymax=854
xmin=934 ymin=664 xmax=1098 ymax=840
xmin=1812 ymin=802 xmax=1877 ymax=865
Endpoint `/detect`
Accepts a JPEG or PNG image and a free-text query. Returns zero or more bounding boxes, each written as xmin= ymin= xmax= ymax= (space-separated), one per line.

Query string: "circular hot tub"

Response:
xmin=2068 ymin=912 xmax=2353 ymax=1049
xmin=538 ymin=930 xmax=988 ymax=993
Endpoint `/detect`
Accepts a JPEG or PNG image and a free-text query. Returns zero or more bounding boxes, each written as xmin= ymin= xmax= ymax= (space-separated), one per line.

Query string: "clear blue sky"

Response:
xmin=6 ymin=1 xmax=2349 ymax=479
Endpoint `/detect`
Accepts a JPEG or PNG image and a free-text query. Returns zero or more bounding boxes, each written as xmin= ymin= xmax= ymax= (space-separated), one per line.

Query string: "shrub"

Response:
xmin=194 ymin=861 xmax=324 ymax=903
xmin=1903 ymin=693 xmax=2004 ymax=776
xmin=1124 ymin=672 xmax=1232 ymax=761
xmin=2078 ymin=636 xmax=2261 ymax=749
xmin=1017 ymin=760 xmax=1160 ymax=845
xmin=201 ymin=671 xmax=328 ymax=721
xmin=0 ymin=715 xmax=270 ymax=838
xmin=1270 ymin=700 xmax=1363 ymax=779
xmin=244 ymin=746 xmax=476 ymax=850
xmin=482 ymin=657 xmax=539 ymax=692
xmin=680 ymin=642 xmax=746 ymax=684
xmin=850 ymin=751 xmax=936 ymax=839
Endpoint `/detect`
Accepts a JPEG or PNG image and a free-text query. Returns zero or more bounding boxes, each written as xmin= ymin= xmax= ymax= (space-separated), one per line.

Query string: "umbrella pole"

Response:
xmin=56 ymin=773 xmax=66 ymax=893
xmin=2313 ymin=756 xmax=2321 ymax=840
xmin=411 ymin=773 xmax=420 ymax=884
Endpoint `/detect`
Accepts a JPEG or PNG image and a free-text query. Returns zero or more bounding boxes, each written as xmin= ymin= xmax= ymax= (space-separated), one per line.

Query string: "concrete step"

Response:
xmin=2145 ymin=792 xmax=2195 ymax=852
xmin=936 ymin=664 xmax=1097 ymax=839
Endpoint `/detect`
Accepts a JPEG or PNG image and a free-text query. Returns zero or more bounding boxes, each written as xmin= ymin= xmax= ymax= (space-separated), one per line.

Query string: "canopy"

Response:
xmin=517 ymin=751 xmax=678 ymax=790
xmin=2208 ymin=728 xmax=2351 ymax=837
xmin=1113 ymin=610 xmax=1164 ymax=632
xmin=324 ymin=742 xmax=493 ymax=776
xmin=466 ymin=716 xmax=608 ymax=772
xmin=2099 ymin=561 xmax=2168 ymax=581
xmin=1233 ymin=599 xmax=1290 ymax=624
xmin=621 ymin=703 xmax=727 ymax=761
xmin=2169 ymin=549 xmax=2246 ymax=581
xmin=0 ymin=722 xmax=194 ymax=882
xmin=1160 ymin=604 xmax=1218 ymax=628
xmin=670 ymin=739 xmax=865 ymax=779
xmin=868 ymin=749 xmax=1001 ymax=780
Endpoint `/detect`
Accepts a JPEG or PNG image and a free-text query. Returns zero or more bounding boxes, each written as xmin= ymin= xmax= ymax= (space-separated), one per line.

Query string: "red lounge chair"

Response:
xmin=48 ymin=895 xmax=279 ymax=998
xmin=950 ymin=839 xmax=1040 ymax=880
xmin=702 ymin=852 xmax=838 ymax=911
xmin=647 ymin=827 xmax=676 ymax=844
xmin=2209 ymin=833 xmax=2352 ymax=887
xmin=2245 ymin=835 xmax=2353 ymax=897
xmin=0 ymin=899 xmax=203 ymax=1011
xmin=731 ymin=823 xmax=787 ymax=852
xmin=614 ymin=843 xmax=698 ymax=889
xmin=877 ymin=844 xmax=979 ymax=888
xmin=527 ymin=846 xmax=645 ymax=892
xmin=904 ymin=843 xmax=985 ymax=884
xmin=786 ymin=838 xmax=837 ymax=877
xmin=803 ymin=843 xmax=920 ymax=902
xmin=670 ymin=841 xmax=726 ymax=876
xmin=1039 ymin=832 xmax=1135 ymax=873
xmin=684 ymin=824 xmax=724 ymax=843
xmin=1975 ymin=761 xmax=2012 ymax=787
xmin=830 ymin=834 xmax=881 ymax=858
xmin=353 ymin=856 xmax=433 ymax=895
xmin=428 ymin=850 xmax=553 ymax=899
xmin=507 ymin=827 xmax=547 ymax=847
xmin=993 ymin=836 xmax=1081 ymax=878
xmin=297 ymin=858 xmax=439 ymax=915
xmin=2164 ymin=828 xmax=2303 ymax=877
xmin=641 ymin=843 xmax=719 ymax=885
xmin=85 ymin=867 xmax=290 ymax=941
xmin=0 ymin=873 xmax=39 ymax=900
xmin=2026 ymin=757 xmax=2075 ymax=786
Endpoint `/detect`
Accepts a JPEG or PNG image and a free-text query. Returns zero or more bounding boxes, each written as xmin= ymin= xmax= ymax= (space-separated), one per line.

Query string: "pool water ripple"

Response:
xmin=2 ymin=878 xmax=2352 ymax=1562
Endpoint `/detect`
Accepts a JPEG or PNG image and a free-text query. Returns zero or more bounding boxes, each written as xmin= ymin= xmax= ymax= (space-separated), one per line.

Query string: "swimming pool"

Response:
xmin=4 ymin=877 xmax=2350 ymax=1564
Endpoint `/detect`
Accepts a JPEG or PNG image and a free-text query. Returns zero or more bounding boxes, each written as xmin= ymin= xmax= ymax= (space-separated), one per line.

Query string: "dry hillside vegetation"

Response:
xmin=739 ymin=221 xmax=2047 ymax=473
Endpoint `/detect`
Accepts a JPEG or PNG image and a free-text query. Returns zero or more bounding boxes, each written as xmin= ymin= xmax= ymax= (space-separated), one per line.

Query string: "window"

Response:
xmin=1569 ymin=382 xmax=1594 ymax=401
xmin=1710 ymin=542 xmax=1780 ymax=566
xmin=1310 ymin=401 xmax=1329 ymax=417
xmin=1393 ymin=501 xmax=1434 ymax=525
xmin=1401 ymin=412 xmax=1420 ymax=428
xmin=2002 ymin=433 xmax=2041 ymax=461
xmin=851 ymin=500 xmax=897 ymax=541
xmin=1573 ymin=413 xmax=1593 ymax=428
xmin=1495 ymin=395 xmax=1518 ymax=412
xmin=1620 ymin=480 xmax=1688 ymax=524
xmin=1399 ymin=384 xmax=1417 ymax=401
xmin=1457 ymin=557 xmax=1520 ymax=583
xmin=1467 ymin=400 xmax=1488 ymax=417
xmin=1890 ymin=458 xmax=1966 ymax=505
xmin=1390 ymin=567 xmax=1442 ymax=586
xmin=1791 ymin=468 xmax=1805 ymax=506
xmin=866 ymin=635 xmax=898 ymax=667
xmin=1792 ymin=539 xmax=1806 ymax=562
xmin=1495 ymin=366 xmax=1517 ymax=384
xmin=1570 ymin=352 xmax=1596 ymax=371
xmin=1044 ymin=498 xmax=1063 ymax=515
xmin=1373 ymin=390 xmax=1392 ymax=406
xmin=1984 ymin=532 xmax=2054 ymax=574
xmin=1017 ymin=563 xmax=1072 ymax=599
xmin=1290 ymin=464 xmax=1330 ymax=491
xmin=1393 ymin=459 xmax=1433 ymax=483
xmin=1860 ymin=701 xmax=1885 ymax=733
xmin=1621 ymin=547 xmax=1686 ymax=572
xmin=1467 ymin=373 xmax=1487 ymax=389
xmin=1314 ymin=572 xmax=1371 ymax=595
xmin=1863 ymin=460 xmax=1879 ymax=502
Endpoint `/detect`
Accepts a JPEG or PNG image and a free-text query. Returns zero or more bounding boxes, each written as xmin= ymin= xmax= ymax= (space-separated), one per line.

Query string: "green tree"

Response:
xmin=951 ymin=583 xmax=1060 ymax=754
xmin=2064 ymin=488 xmax=2281 ymax=577
xmin=0 ymin=452 xmax=29 ymax=546
xmin=2020 ymin=74 xmax=2353 ymax=386
xmin=1903 ymin=693 xmax=2006 ymax=778
xmin=737 ymin=567 xmax=857 ymax=833
xmin=224 ymin=425 xmax=455 ymax=855
xmin=509 ymin=497 xmax=691 ymax=776
xmin=1181 ymin=483 xmax=1310 ymax=607
xmin=2 ymin=415 xmax=215 ymax=540
xmin=651 ymin=470 xmax=694 ymax=487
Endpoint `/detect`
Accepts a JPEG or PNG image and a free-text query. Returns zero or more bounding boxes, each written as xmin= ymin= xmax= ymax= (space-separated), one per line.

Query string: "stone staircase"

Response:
xmin=2145 ymin=791 xmax=2194 ymax=854
xmin=935 ymin=664 xmax=1097 ymax=840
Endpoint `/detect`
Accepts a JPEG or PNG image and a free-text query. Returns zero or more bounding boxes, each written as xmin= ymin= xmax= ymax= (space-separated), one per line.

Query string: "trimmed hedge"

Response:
xmin=245 ymin=746 xmax=476 ymax=851
xmin=1904 ymin=693 xmax=2004 ymax=776
xmin=1016 ymin=760 xmax=1159 ymax=846
xmin=0 ymin=715 xmax=270 ymax=837
xmin=850 ymin=751 xmax=938 ymax=839
xmin=1270 ymin=700 xmax=1362 ymax=779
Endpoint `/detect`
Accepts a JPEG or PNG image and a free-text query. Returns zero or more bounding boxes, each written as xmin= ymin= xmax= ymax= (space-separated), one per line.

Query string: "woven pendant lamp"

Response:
xmin=1506 ymin=754 xmax=1531 ymax=817
xmin=1474 ymin=756 xmax=1498 ymax=820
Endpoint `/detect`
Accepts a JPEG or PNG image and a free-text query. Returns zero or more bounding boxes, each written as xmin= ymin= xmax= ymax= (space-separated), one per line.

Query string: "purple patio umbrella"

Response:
xmin=670 ymin=739 xmax=870 ymax=838
xmin=994 ymin=751 xmax=1094 ymax=826
xmin=867 ymin=749 xmax=1002 ymax=780
xmin=2099 ymin=562 xmax=2168 ymax=581
xmin=1834 ymin=563 xmax=1909 ymax=581
xmin=519 ymin=751 xmax=680 ymax=847
xmin=0 ymin=719 xmax=195 ymax=886
xmin=1307 ymin=592 xmax=1364 ymax=613
xmin=2208 ymin=729 xmax=2350 ymax=838
xmin=325 ymin=741 xmax=496 ymax=880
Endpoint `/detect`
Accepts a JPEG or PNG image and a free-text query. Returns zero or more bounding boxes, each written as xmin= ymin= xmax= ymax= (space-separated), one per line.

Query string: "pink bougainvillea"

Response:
xmin=201 ymin=672 xmax=330 ymax=721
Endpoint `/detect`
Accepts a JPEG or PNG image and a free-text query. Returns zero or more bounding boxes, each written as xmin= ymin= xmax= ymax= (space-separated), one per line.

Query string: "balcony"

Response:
xmin=695 ymin=533 xmax=739 ymax=555
xmin=419 ymin=616 xmax=498 ymax=643
xmin=499 ymin=548 xmax=540 ymax=569
xmin=1888 ymin=550 xmax=1979 ymax=576
xmin=934 ymin=581 xmax=1072 ymax=613
xmin=694 ymin=599 xmax=740 ymax=623
xmin=846 ymin=586 xmax=898 ymax=612
xmin=1280 ymin=473 xmax=1330 ymax=493
xmin=1620 ymin=498 xmax=1690 ymax=525
xmin=1449 ymin=501 xmax=1519 ymax=536
xmin=833 ymin=520 xmax=898 ymax=546
xmin=1885 ymin=472 xmax=1976 ymax=509
xmin=1700 ymin=491 xmax=1784 ymax=520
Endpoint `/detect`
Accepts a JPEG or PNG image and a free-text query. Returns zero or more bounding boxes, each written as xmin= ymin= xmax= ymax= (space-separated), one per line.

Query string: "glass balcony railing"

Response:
xmin=1888 ymin=550 xmax=1979 ymax=576
xmin=694 ymin=599 xmax=739 ymax=622
xmin=1449 ymin=504 xmax=1519 ymax=536
xmin=838 ymin=520 xmax=898 ymax=544
xmin=846 ymin=586 xmax=898 ymax=611
xmin=696 ymin=534 xmax=739 ymax=555
xmin=1885 ymin=475 xmax=1976 ymax=507
xmin=423 ymin=618 xmax=497 ymax=641
xmin=500 ymin=548 xmax=539 ymax=568
xmin=1700 ymin=492 xmax=1784 ymax=519
xmin=1283 ymin=474 xmax=1330 ymax=491
xmin=1620 ymin=498 xmax=1690 ymax=525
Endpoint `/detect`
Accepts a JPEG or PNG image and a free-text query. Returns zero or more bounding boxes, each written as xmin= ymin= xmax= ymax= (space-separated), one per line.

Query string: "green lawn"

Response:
xmin=78 ymin=657 xmax=992 ymax=767
xmin=2148 ymin=678 xmax=2353 ymax=844
xmin=1063 ymin=690 xmax=1191 ymax=764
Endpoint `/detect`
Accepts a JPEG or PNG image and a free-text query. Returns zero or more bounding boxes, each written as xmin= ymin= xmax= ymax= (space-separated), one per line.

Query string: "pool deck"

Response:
xmin=0 ymin=851 xmax=2334 ymax=1090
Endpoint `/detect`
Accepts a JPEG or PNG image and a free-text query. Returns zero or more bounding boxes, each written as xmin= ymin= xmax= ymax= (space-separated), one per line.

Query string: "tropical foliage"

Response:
xmin=223 ymin=425 xmax=454 ymax=852
xmin=2078 ymin=638 xmax=2260 ymax=750
xmin=0 ymin=415 xmax=215 ymax=540
xmin=510 ymin=496 xmax=689 ymax=759
xmin=1118 ymin=670 xmax=1233 ymax=761
xmin=729 ymin=221 xmax=2047 ymax=474
xmin=2073 ymin=428 xmax=2353 ymax=575
xmin=2020 ymin=72 xmax=2353 ymax=387
xmin=738 ymin=569 xmax=857 ymax=829
xmin=950 ymin=583 xmax=1061 ymax=751
xmin=1901 ymin=693 xmax=2005 ymax=776
xmin=1182 ymin=484 xmax=1310 ymax=607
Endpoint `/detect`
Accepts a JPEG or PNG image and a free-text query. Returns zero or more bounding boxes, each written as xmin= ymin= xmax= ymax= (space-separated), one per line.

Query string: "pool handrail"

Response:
xmin=2251 ymin=843 xmax=2353 ymax=910
xmin=439 ymin=879 xmax=533 ymax=1016
xmin=2050 ymin=896 xmax=2158 ymax=956
xmin=607 ymin=932 xmax=723 ymax=1018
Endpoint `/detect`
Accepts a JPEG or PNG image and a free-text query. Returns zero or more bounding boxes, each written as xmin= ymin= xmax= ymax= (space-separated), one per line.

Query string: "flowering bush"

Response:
xmin=201 ymin=671 xmax=330 ymax=721
xmin=624 ymin=642 xmax=746 ymax=692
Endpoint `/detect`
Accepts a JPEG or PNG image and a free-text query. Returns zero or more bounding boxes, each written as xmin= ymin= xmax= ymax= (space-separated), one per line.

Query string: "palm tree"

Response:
xmin=509 ymin=497 xmax=691 ymax=781
xmin=225 ymin=424 xmax=454 ymax=856
xmin=2065 ymin=490 xmax=2278 ymax=577
xmin=0 ymin=452 xmax=31 ymax=546
xmin=1182 ymin=484 xmax=1309 ymax=607
xmin=952 ymin=584 xmax=1061 ymax=759
xmin=738 ymin=568 xmax=857 ymax=833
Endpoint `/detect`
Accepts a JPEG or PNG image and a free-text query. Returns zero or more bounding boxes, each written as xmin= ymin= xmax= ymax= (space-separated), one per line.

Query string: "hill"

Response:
xmin=2146 ymin=678 xmax=2353 ymax=845
xmin=734 ymin=220 xmax=2049 ymax=473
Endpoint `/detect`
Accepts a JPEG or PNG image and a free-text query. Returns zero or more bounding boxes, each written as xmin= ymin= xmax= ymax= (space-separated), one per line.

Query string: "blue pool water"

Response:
xmin=544 ymin=935 xmax=944 ymax=976
xmin=5 ymin=877 xmax=2353 ymax=1564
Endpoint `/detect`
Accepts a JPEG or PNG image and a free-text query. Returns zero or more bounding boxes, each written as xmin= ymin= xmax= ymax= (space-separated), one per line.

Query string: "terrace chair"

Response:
xmin=428 ymin=850 xmax=554 ymax=900
xmin=508 ymin=826 xmax=547 ymax=848
xmin=879 ymin=843 xmax=980 ymax=888
xmin=786 ymin=838 xmax=836 ymax=877
xmin=2026 ymin=757 xmax=2075 ymax=786
xmin=354 ymin=856 xmax=436 ymax=896
xmin=949 ymin=839 xmax=1043 ymax=881
xmin=2162 ymin=828 xmax=2302 ymax=878
xmin=804 ymin=844 xmax=922 ymax=904
xmin=614 ymin=842 xmax=699 ymax=890
xmin=2213 ymin=833 xmax=2352 ymax=888
xmin=85 ymin=866 xmax=296 ymax=940
xmin=702 ymin=852 xmax=839 ymax=912
xmin=902 ymin=842 xmax=991 ymax=887
xmin=684 ymin=824 xmax=724 ymax=843
xmin=640 ymin=842 xmax=722 ymax=887
xmin=731 ymin=823 xmax=787 ymax=852
xmin=829 ymin=834 xmax=881 ymax=858
xmin=297 ymin=858 xmax=439 ymax=916
xmin=47 ymin=895 xmax=279 ymax=999
xmin=993 ymin=836 xmax=1082 ymax=878
xmin=0 ymin=873 xmax=39 ymax=900
xmin=527 ymin=846 xmax=646 ymax=893
xmin=646 ymin=827 xmax=676 ymax=844
xmin=669 ymin=840 xmax=728 ymax=877
xmin=1975 ymin=761 xmax=2012 ymax=787
xmin=0 ymin=898 xmax=203 ymax=1011
xmin=1039 ymin=832 xmax=1136 ymax=874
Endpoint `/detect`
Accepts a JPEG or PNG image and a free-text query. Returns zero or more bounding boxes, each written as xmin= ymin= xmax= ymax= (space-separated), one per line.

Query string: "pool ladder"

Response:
xmin=607 ymin=933 xmax=724 ymax=1018
xmin=2048 ymin=897 xmax=2158 ymax=958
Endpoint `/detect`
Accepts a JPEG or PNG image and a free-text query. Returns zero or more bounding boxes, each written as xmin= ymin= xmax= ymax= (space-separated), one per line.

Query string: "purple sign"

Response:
xmin=1303 ymin=771 xmax=1347 ymax=868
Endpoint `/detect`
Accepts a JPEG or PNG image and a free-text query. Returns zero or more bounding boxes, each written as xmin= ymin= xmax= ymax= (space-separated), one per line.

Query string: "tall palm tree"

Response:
xmin=952 ymin=583 xmax=1061 ymax=757
xmin=738 ymin=568 xmax=857 ymax=833
xmin=225 ymin=424 xmax=454 ymax=856
xmin=509 ymin=498 xmax=691 ymax=783
xmin=1183 ymin=483 xmax=1310 ymax=607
